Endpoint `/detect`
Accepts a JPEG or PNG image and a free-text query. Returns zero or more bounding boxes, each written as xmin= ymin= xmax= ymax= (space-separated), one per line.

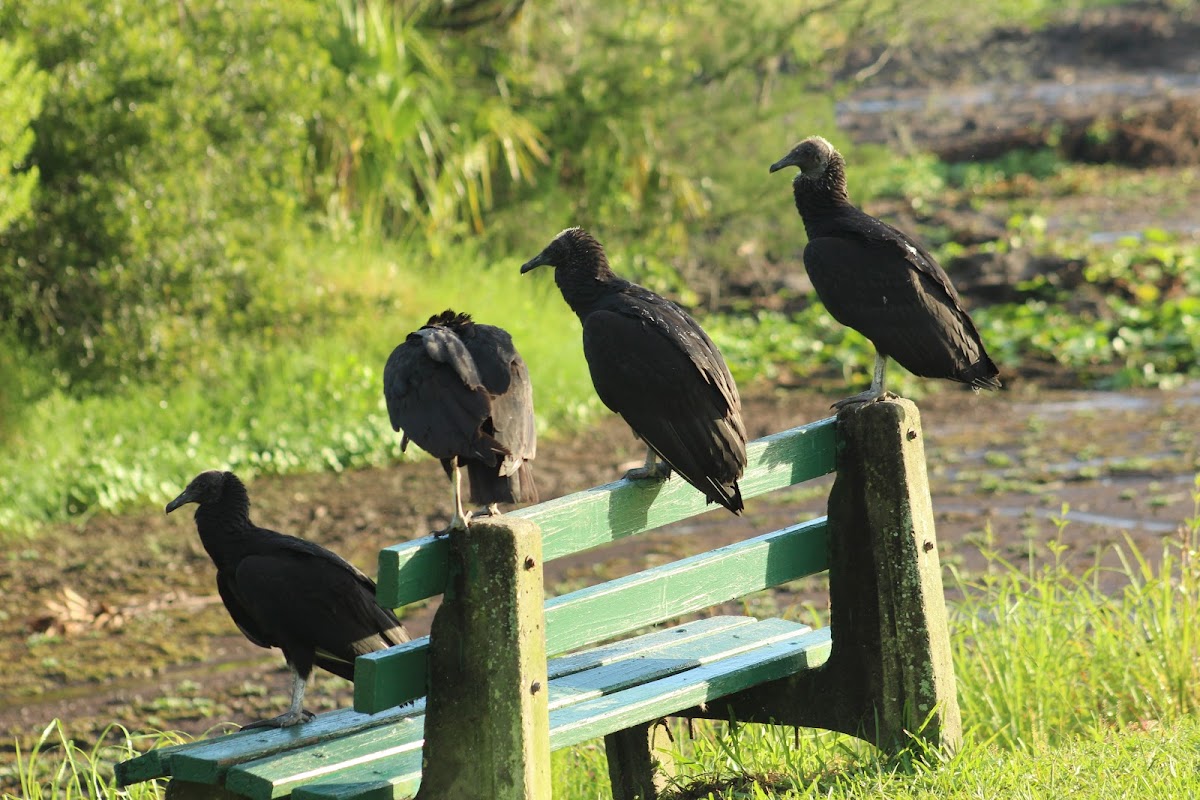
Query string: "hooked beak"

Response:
xmin=165 ymin=488 xmax=194 ymax=514
xmin=519 ymin=253 xmax=548 ymax=274
xmin=769 ymin=153 xmax=798 ymax=174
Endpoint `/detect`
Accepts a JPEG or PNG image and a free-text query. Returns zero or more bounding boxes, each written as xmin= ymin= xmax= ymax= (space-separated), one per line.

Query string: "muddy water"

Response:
xmin=1 ymin=384 xmax=1196 ymax=769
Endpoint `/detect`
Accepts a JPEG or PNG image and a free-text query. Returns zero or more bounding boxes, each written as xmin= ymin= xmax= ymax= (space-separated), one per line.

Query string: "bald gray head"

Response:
xmin=770 ymin=135 xmax=850 ymax=209
xmin=769 ymin=135 xmax=839 ymax=177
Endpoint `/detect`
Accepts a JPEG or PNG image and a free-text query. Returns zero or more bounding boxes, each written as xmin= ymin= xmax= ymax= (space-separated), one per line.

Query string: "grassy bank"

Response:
xmin=9 ymin=493 xmax=1198 ymax=798
xmin=0 ymin=238 xmax=598 ymax=534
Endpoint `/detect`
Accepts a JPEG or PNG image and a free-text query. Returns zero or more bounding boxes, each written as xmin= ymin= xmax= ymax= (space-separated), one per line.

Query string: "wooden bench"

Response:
xmin=117 ymin=398 xmax=960 ymax=800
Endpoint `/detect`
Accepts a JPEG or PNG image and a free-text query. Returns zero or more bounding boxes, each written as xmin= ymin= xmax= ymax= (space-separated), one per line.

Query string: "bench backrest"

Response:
xmin=354 ymin=417 xmax=838 ymax=713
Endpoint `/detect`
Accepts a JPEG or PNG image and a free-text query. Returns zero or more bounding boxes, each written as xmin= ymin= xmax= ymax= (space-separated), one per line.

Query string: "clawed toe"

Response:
xmin=243 ymin=709 xmax=314 ymax=729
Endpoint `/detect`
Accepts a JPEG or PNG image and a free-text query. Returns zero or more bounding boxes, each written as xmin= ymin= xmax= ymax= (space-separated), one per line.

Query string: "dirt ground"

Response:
xmin=3 ymin=0 xmax=1200 ymax=783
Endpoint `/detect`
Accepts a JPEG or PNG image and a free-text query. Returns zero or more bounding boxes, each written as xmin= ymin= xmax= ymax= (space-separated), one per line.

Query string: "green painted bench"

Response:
xmin=117 ymin=398 xmax=960 ymax=800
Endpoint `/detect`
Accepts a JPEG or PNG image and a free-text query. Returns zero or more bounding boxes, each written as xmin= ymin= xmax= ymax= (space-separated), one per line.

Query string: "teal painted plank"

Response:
xmin=550 ymin=629 xmax=833 ymax=749
xmin=548 ymin=616 xmax=757 ymax=680
xmin=354 ymin=638 xmax=429 ymax=714
xmin=115 ymin=749 xmax=168 ymax=785
xmin=544 ymin=518 xmax=828 ymax=656
xmin=354 ymin=618 xmax=756 ymax=715
xmin=168 ymin=705 xmax=424 ymax=785
xmin=307 ymin=629 xmax=834 ymax=800
xmin=357 ymin=520 xmax=828 ymax=714
xmin=547 ymin=618 xmax=811 ymax=712
xmin=377 ymin=418 xmax=836 ymax=607
xmin=288 ymin=749 xmax=423 ymax=800
xmin=225 ymin=715 xmax=424 ymax=799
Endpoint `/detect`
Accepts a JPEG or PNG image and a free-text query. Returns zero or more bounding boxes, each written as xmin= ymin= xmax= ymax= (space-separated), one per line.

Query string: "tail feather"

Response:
xmin=465 ymin=458 xmax=537 ymax=506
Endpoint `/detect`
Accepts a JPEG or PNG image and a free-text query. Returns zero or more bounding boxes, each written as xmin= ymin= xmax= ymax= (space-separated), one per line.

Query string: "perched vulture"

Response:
xmin=165 ymin=470 xmax=409 ymax=728
xmin=770 ymin=135 xmax=1000 ymax=407
xmin=383 ymin=310 xmax=537 ymax=532
xmin=521 ymin=228 xmax=746 ymax=514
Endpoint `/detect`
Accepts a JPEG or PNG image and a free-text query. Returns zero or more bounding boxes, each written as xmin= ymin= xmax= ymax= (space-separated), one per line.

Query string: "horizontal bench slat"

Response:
xmin=356 ymin=518 xmax=829 ymax=713
xmin=548 ymin=617 xmax=811 ymax=711
xmin=305 ymin=627 xmax=834 ymax=800
xmin=115 ymin=705 xmax=425 ymax=786
xmin=550 ymin=628 xmax=833 ymax=750
xmin=289 ymin=749 xmax=423 ymax=800
xmin=377 ymin=418 xmax=836 ymax=607
xmin=225 ymin=715 xmax=425 ymax=800
xmin=547 ymin=615 xmax=758 ymax=680
xmin=543 ymin=518 xmax=828 ymax=656
xmin=234 ymin=617 xmax=808 ymax=798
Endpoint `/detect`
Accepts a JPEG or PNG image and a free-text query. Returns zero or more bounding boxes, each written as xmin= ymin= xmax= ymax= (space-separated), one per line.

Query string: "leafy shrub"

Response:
xmin=0 ymin=37 xmax=43 ymax=235
xmin=0 ymin=0 xmax=340 ymax=387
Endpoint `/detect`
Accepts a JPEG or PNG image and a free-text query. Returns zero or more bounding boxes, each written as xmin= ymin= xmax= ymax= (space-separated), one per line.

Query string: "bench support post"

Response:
xmin=685 ymin=398 xmax=962 ymax=754
xmin=415 ymin=517 xmax=551 ymax=800
xmin=605 ymin=720 xmax=675 ymax=800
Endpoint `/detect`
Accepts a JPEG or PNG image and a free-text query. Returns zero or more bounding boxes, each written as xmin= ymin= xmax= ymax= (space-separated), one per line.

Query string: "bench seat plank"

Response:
xmin=225 ymin=715 xmax=425 ymax=799
xmin=294 ymin=626 xmax=833 ymax=800
xmin=377 ymin=418 xmax=836 ymax=607
xmin=547 ymin=615 xmax=757 ymax=680
xmin=228 ymin=617 xmax=812 ymax=799
xmin=357 ymin=518 xmax=829 ymax=713
xmin=115 ymin=705 xmax=426 ymax=786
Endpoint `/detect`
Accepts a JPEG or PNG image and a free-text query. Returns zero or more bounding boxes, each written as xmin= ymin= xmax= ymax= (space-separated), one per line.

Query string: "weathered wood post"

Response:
xmin=415 ymin=517 xmax=551 ymax=800
xmin=832 ymin=397 xmax=961 ymax=750
xmin=683 ymin=398 xmax=961 ymax=754
xmin=605 ymin=720 xmax=676 ymax=800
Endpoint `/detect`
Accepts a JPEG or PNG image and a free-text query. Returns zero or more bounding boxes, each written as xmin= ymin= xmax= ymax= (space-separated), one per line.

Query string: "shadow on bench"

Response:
xmin=118 ymin=398 xmax=960 ymax=800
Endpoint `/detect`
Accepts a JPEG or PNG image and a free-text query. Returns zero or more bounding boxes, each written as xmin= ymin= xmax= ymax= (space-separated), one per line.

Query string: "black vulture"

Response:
xmin=165 ymin=470 xmax=409 ymax=728
xmin=383 ymin=310 xmax=538 ymax=533
xmin=521 ymin=228 xmax=747 ymax=514
xmin=770 ymin=136 xmax=1001 ymax=408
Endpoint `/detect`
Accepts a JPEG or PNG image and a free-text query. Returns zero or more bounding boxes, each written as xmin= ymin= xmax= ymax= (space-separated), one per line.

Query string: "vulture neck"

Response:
xmin=554 ymin=257 xmax=626 ymax=318
xmin=194 ymin=489 xmax=254 ymax=566
xmin=792 ymin=160 xmax=853 ymax=237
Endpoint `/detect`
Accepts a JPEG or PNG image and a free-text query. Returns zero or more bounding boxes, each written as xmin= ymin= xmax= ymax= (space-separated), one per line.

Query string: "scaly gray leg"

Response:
xmin=624 ymin=444 xmax=671 ymax=481
xmin=832 ymin=352 xmax=893 ymax=410
xmin=243 ymin=668 xmax=314 ymax=729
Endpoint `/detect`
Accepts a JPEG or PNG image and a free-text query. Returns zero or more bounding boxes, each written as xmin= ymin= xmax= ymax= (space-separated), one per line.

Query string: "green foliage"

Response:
xmin=0 ymin=239 xmax=597 ymax=534
xmin=0 ymin=37 xmax=44 ymax=234
xmin=323 ymin=0 xmax=548 ymax=237
xmin=0 ymin=0 xmax=338 ymax=386
xmin=2 ymin=720 xmax=178 ymax=799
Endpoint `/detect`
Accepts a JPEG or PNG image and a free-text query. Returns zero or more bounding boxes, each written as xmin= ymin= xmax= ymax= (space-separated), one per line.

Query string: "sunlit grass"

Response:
xmin=0 ymin=237 xmax=599 ymax=535
xmin=1 ymin=720 xmax=180 ymax=800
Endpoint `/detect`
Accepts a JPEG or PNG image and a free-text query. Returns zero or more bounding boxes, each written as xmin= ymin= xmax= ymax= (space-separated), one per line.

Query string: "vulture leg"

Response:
xmin=243 ymin=667 xmax=314 ymax=729
xmin=485 ymin=502 xmax=502 ymax=517
xmin=448 ymin=461 xmax=473 ymax=534
xmin=624 ymin=444 xmax=671 ymax=481
xmin=832 ymin=351 xmax=891 ymax=409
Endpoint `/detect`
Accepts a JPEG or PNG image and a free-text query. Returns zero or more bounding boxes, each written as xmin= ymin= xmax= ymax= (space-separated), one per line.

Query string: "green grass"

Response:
xmin=0 ymin=237 xmax=599 ymax=535
xmin=0 ymin=720 xmax=179 ymax=800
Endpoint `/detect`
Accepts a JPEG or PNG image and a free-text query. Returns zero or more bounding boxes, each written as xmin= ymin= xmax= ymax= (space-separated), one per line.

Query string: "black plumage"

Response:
xmin=770 ymin=136 xmax=1001 ymax=407
xmin=521 ymin=228 xmax=747 ymax=514
xmin=383 ymin=310 xmax=538 ymax=532
xmin=165 ymin=470 xmax=409 ymax=728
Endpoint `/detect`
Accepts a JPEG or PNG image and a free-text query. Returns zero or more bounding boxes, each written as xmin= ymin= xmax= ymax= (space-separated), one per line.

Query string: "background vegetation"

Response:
xmin=1 ymin=0 xmax=1197 ymax=532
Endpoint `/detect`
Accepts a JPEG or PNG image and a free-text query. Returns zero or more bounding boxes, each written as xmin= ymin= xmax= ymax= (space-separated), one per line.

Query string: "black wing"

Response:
xmin=383 ymin=327 xmax=505 ymax=464
xmin=582 ymin=291 xmax=746 ymax=511
xmin=225 ymin=541 xmax=408 ymax=681
xmin=464 ymin=325 xmax=538 ymax=469
xmin=804 ymin=234 xmax=999 ymax=387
